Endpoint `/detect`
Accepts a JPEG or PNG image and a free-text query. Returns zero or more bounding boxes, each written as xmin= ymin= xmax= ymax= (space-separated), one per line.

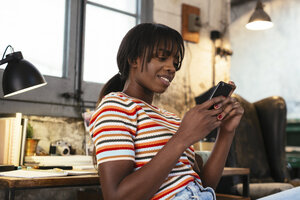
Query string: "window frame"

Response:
xmin=0 ymin=0 xmax=152 ymax=118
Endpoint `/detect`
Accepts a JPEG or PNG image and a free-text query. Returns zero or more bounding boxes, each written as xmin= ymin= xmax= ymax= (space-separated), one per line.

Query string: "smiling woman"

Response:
xmin=89 ymin=23 xmax=244 ymax=200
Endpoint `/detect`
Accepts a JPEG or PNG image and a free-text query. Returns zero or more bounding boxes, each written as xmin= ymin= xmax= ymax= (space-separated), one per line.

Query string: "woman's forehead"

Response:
xmin=154 ymin=41 xmax=178 ymax=55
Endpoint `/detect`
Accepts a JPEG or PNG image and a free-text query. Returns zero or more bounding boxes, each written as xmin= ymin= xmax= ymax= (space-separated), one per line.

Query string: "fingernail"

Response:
xmin=217 ymin=114 xmax=223 ymax=120
xmin=214 ymin=104 xmax=220 ymax=109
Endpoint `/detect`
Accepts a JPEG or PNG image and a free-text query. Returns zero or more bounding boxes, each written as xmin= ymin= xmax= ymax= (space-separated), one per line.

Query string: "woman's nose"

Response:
xmin=164 ymin=58 xmax=176 ymax=72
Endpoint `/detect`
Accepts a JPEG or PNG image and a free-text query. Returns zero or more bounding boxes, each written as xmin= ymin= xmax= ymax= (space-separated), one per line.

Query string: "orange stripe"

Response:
xmin=135 ymin=149 xmax=159 ymax=154
xmin=93 ymin=125 xmax=136 ymax=137
xmin=135 ymin=138 xmax=169 ymax=148
xmin=152 ymin=177 xmax=195 ymax=200
xmin=137 ymin=127 xmax=171 ymax=136
xmin=147 ymin=116 xmax=179 ymax=128
xmin=96 ymin=144 xmax=133 ymax=153
xmin=97 ymin=155 xmax=135 ymax=163
xmin=97 ymin=113 xmax=138 ymax=122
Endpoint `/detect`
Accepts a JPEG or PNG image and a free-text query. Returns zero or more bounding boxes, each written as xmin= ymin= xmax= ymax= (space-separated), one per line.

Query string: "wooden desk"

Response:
xmin=0 ymin=175 xmax=100 ymax=200
xmin=0 ymin=168 xmax=249 ymax=200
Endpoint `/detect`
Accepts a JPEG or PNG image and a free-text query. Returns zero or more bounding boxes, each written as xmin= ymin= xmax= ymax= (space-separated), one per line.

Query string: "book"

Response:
xmin=0 ymin=169 xmax=68 ymax=178
xmin=19 ymin=118 xmax=28 ymax=165
xmin=0 ymin=168 xmax=97 ymax=178
xmin=0 ymin=113 xmax=26 ymax=166
xmin=24 ymin=155 xmax=94 ymax=167
xmin=0 ymin=118 xmax=11 ymax=164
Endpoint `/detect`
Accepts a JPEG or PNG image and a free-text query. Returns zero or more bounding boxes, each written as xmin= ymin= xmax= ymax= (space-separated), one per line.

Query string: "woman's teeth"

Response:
xmin=161 ymin=77 xmax=170 ymax=83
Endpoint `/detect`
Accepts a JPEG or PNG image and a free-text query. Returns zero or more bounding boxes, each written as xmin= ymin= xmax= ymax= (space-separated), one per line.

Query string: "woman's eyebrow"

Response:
xmin=157 ymin=49 xmax=172 ymax=55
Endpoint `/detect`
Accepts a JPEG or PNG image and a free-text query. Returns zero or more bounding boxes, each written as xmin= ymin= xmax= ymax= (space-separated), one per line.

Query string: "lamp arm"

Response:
xmin=0 ymin=56 xmax=13 ymax=65
xmin=0 ymin=51 xmax=23 ymax=66
xmin=0 ymin=45 xmax=16 ymax=65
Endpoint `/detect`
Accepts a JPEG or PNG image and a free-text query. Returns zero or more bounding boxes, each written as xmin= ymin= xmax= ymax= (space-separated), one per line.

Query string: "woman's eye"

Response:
xmin=157 ymin=56 xmax=167 ymax=61
xmin=173 ymin=62 xmax=179 ymax=69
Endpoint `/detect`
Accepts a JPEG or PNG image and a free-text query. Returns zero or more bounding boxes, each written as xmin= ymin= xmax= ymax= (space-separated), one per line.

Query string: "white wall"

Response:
xmin=152 ymin=0 xmax=232 ymax=117
xmin=230 ymin=0 xmax=300 ymax=120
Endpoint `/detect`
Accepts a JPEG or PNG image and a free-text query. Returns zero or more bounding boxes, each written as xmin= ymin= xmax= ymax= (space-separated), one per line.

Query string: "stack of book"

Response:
xmin=0 ymin=113 xmax=28 ymax=167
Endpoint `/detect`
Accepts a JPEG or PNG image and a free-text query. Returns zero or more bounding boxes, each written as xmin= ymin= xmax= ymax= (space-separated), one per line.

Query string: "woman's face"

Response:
xmin=133 ymin=47 xmax=179 ymax=95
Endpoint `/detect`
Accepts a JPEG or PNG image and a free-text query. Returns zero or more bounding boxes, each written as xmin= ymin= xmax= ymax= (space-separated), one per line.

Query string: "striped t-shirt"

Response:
xmin=89 ymin=92 xmax=202 ymax=200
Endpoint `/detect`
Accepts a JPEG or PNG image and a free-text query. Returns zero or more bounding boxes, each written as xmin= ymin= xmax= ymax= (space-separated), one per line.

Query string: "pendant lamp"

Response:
xmin=246 ymin=0 xmax=273 ymax=31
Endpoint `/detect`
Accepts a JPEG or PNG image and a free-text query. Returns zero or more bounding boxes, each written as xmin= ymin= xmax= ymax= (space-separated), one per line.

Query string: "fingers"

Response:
xmin=216 ymin=97 xmax=243 ymax=120
xmin=199 ymin=95 xmax=226 ymax=110
xmin=228 ymin=81 xmax=236 ymax=96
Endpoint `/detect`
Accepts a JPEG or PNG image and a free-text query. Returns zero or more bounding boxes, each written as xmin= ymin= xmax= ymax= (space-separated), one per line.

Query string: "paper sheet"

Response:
xmin=0 ymin=169 xmax=68 ymax=178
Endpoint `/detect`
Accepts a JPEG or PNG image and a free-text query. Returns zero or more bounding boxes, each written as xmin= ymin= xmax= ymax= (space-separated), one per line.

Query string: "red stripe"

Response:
xmin=90 ymin=103 xmax=142 ymax=124
xmin=100 ymin=107 xmax=138 ymax=116
xmin=138 ymin=123 xmax=161 ymax=129
xmin=152 ymin=178 xmax=194 ymax=200
xmin=181 ymin=160 xmax=191 ymax=165
xmin=96 ymin=146 xmax=134 ymax=154
xmin=93 ymin=127 xmax=136 ymax=138
xmin=150 ymin=115 xmax=180 ymax=126
xmin=135 ymin=141 xmax=167 ymax=149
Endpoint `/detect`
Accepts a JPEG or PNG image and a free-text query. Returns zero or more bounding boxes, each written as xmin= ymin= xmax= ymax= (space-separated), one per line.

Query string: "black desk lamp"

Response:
xmin=0 ymin=45 xmax=47 ymax=97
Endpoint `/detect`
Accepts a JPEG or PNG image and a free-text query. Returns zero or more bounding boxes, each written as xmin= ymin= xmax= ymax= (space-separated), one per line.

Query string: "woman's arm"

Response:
xmin=200 ymin=129 xmax=236 ymax=189
xmin=99 ymin=134 xmax=187 ymax=200
xmin=200 ymin=96 xmax=244 ymax=189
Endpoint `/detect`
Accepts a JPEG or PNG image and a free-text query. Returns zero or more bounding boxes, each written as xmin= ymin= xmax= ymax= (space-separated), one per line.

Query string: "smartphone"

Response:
xmin=194 ymin=81 xmax=233 ymax=108
xmin=209 ymin=81 xmax=233 ymax=99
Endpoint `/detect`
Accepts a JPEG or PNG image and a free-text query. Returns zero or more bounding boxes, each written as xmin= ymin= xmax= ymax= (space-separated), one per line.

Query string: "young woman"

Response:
xmin=89 ymin=23 xmax=244 ymax=200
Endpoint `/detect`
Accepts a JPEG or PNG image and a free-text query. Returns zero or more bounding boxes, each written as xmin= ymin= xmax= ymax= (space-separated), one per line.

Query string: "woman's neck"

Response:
xmin=122 ymin=89 xmax=154 ymax=105
xmin=122 ymin=82 xmax=154 ymax=105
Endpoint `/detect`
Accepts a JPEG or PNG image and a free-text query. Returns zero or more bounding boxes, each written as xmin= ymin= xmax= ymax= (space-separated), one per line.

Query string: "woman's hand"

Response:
xmin=176 ymin=96 xmax=226 ymax=147
xmin=219 ymin=97 xmax=244 ymax=133
xmin=214 ymin=82 xmax=244 ymax=133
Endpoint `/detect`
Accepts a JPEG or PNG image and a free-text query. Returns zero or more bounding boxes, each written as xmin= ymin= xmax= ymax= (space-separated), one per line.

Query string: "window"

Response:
xmin=0 ymin=0 xmax=65 ymax=77
xmin=0 ymin=0 xmax=152 ymax=118
xmin=83 ymin=1 xmax=138 ymax=83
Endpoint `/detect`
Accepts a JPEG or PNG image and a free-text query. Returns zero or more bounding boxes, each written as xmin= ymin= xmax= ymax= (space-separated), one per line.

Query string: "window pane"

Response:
xmin=88 ymin=0 xmax=137 ymax=14
xmin=83 ymin=5 xmax=136 ymax=83
xmin=0 ymin=0 xmax=65 ymax=77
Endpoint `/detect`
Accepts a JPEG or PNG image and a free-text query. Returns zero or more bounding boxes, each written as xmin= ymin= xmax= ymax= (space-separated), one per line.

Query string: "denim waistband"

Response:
xmin=172 ymin=181 xmax=216 ymax=200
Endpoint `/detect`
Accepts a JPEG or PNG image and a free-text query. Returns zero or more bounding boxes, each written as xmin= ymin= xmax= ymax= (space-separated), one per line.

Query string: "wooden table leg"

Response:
xmin=242 ymin=174 xmax=249 ymax=197
xmin=5 ymin=188 xmax=15 ymax=200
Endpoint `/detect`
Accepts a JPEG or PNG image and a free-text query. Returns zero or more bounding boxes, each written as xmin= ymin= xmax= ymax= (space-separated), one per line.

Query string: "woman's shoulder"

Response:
xmin=93 ymin=92 xmax=140 ymax=116
xmin=90 ymin=92 xmax=139 ymax=127
xmin=99 ymin=92 xmax=136 ymax=106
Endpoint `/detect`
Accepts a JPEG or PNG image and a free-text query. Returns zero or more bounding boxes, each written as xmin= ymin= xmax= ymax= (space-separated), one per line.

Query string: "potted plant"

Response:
xmin=25 ymin=123 xmax=39 ymax=156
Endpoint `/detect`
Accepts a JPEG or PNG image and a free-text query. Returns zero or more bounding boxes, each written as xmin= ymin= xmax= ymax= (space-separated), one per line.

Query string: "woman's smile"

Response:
xmin=158 ymin=75 xmax=172 ymax=87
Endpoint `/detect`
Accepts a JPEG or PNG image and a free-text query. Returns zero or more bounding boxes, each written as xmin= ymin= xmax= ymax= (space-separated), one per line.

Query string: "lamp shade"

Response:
xmin=246 ymin=0 xmax=273 ymax=30
xmin=2 ymin=51 xmax=47 ymax=97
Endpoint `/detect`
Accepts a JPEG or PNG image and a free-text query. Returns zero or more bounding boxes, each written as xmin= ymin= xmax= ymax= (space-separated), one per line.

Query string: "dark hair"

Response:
xmin=97 ymin=23 xmax=185 ymax=104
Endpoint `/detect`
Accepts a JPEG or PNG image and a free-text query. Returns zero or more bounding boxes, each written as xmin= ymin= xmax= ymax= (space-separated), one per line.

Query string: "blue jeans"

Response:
xmin=172 ymin=181 xmax=216 ymax=200
xmin=257 ymin=186 xmax=300 ymax=200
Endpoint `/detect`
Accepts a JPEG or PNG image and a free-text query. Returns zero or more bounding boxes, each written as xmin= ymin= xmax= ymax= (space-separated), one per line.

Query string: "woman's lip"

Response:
xmin=159 ymin=76 xmax=171 ymax=86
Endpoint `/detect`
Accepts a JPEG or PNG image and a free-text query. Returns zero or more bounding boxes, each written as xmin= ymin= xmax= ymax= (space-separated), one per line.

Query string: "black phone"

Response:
xmin=209 ymin=81 xmax=233 ymax=99
xmin=194 ymin=81 xmax=233 ymax=107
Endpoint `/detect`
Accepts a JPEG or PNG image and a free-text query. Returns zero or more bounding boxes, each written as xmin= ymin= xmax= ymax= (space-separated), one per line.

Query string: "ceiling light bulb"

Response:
xmin=246 ymin=0 xmax=273 ymax=31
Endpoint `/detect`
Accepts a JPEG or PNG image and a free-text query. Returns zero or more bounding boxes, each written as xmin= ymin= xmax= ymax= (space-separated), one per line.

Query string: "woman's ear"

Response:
xmin=128 ymin=58 xmax=138 ymax=68
xmin=128 ymin=58 xmax=141 ymax=68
